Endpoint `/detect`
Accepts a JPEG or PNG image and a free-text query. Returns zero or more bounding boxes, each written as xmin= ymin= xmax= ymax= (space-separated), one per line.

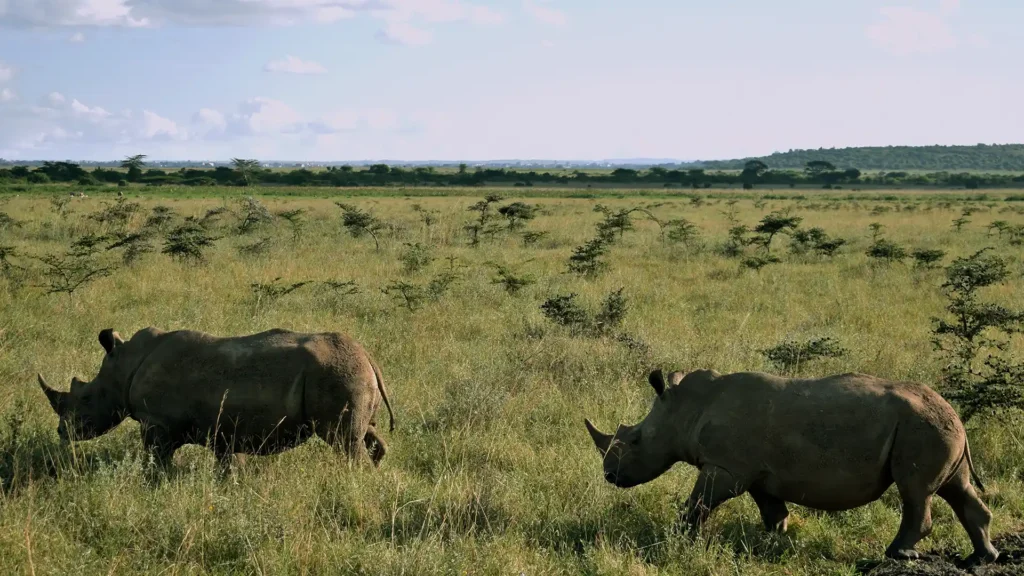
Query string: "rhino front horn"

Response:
xmin=585 ymin=418 xmax=612 ymax=454
xmin=38 ymin=374 xmax=67 ymax=415
xmin=648 ymin=369 xmax=667 ymax=396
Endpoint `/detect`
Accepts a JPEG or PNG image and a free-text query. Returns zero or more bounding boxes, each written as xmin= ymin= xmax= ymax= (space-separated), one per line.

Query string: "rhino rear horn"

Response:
xmin=38 ymin=374 xmax=68 ymax=415
xmin=648 ymin=369 xmax=667 ymax=396
xmin=585 ymin=419 xmax=613 ymax=454
xmin=98 ymin=329 xmax=124 ymax=354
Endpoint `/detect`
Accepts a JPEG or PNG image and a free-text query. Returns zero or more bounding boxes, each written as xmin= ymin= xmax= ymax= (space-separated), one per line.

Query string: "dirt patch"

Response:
xmin=860 ymin=533 xmax=1024 ymax=576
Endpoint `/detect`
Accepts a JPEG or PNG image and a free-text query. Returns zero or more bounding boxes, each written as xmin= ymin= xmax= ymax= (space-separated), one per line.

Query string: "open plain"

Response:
xmin=1 ymin=187 xmax=1023 ymax=575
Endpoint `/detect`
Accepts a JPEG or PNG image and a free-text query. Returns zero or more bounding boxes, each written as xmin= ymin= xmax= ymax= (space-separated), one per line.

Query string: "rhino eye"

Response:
xmin=630 ymin=431 xmax=642 ymax=445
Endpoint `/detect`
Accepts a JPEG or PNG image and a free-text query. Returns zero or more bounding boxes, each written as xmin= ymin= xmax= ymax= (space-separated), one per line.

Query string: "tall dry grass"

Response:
xmin=0 ymin=189 xmax=1022 ymax=575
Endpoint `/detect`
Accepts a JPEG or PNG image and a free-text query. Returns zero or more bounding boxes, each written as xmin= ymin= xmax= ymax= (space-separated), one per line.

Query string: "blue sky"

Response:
xmin=0 ymin=0 xmax=1020 ymax=161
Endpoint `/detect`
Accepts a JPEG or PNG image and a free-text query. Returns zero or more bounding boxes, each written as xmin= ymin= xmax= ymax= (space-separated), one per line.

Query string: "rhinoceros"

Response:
xmin=38 ymin=327 xmax=395 ymax=469
xmin=585 ymin=369 xmax=999 ymax=566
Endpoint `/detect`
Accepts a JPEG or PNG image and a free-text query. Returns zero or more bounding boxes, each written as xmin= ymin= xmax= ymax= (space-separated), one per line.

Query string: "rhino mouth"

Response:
xmin=604 ymin=470 xmax=642 ymax=488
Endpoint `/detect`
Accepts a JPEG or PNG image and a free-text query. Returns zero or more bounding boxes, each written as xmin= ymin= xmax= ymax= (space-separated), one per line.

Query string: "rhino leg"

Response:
xmin=680 ymin=465 xmax=747 ymax=534
xmin=364 ymin=425 xmax=387 ymax=468
xmin=140 ymin=422 xmax=181 ymax=472
xmin=936 ymin=465 xmax=999 ymax=565
xmin=885 ymin=489 xmax=933 ymax=560
xmin=322 ymin=406 xmax=372 ymax=465
xmin=749 ymin=487 xmax=789 ymax=533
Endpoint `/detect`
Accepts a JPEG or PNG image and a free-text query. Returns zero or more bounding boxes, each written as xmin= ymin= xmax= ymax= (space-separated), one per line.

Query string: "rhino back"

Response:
xmin=692 ymin=372 xmax=949 ymax=509
xmin=127 ymin=330 xmax=372 ymax=445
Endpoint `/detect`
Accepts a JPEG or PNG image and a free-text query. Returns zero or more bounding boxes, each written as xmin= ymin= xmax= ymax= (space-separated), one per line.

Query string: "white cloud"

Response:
xmin=0 ymin=0 xmax=503 ymax=44
xmin=0 ymin=61 xmax=13 ymax=82
xmin=523 ymin=0 xmax=566 ymax=26
xmin=70 ymin=98 xmax=112 ymax=121
xmin=140 ymin=110 xmax=185 ymax=140
xmin=193 ymin=108 xmax=227 ymax=133
xmin=0 ymin=88 xmax=15 ymax=102
xmin=69 ymin=32 xmax=86 ymax=42
xmin=309 ymin=109 xmax=361 ymax=133
xmin=376 ymin=21 xmax=433 ymax=46
xmin=227 ymin=97 xmax=305 ymax=136
xmin=264 ymin=55 xmax=328 ymax=75
xmin=866 ymin=5 xmax=957 ymax=55
xmin=0 ymin=0 xmax=149 ymax=28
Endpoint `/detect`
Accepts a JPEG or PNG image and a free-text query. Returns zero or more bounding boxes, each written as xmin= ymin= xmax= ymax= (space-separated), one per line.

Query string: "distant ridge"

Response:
xmin=3 ymin=144 xmax=1024 ymax=171
xmin=695 ymin=144 xmax=1024 ymax=172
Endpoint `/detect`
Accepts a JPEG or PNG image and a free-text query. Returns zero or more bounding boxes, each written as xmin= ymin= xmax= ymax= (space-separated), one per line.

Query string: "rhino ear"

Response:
xmin=585 ymin=419 xmax=613 ymax=455
xmin=98 ymin=329 xmax=124 ymax=355
xmin=38 ymin=374 xmax=68 ymax=415
xmin=648 ymin=369 xmax=667 ymax=396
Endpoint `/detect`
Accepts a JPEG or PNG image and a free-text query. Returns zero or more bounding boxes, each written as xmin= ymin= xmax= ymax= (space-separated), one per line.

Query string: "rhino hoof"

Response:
xmin=885 ymin=549 xmax=922 ymax=561
xmin=963 ymin=550 xmax=999 ymax=567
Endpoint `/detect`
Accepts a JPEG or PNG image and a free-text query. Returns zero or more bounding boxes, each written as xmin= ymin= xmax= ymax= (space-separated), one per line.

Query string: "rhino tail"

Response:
xmin=964 ymin=436 xmax=986 ymax=493
xmin=370 ymin=358 xmax=395 ymax=433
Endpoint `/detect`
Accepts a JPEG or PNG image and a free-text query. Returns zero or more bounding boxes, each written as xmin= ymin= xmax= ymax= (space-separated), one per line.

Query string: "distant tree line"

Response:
xmin=698 ymin=144 xmax=1024 ymax=172
xmin=3 ymin=156 xmax=1024 ymax=190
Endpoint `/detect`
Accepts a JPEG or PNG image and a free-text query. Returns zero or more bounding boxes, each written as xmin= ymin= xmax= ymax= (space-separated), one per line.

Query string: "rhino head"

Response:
xmin=38 ymin=329 xmax=131 ymax=443
xmin=585 ymin=368 xmax=687 ymax=488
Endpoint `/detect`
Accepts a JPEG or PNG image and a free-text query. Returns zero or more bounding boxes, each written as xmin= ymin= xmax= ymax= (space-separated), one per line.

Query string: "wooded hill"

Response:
xmin=697 ymin=145 xmax=1024 ymax=171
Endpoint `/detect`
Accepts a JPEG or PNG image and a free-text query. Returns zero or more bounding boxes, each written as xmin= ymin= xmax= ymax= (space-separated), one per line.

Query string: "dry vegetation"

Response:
xmin=1 ymin=188 xmax=1023 ymax=575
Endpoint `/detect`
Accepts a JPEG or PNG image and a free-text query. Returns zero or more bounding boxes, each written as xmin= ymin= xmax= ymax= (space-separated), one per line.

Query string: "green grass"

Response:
xmin=1 ymin=189 xmax=1023 ymax=575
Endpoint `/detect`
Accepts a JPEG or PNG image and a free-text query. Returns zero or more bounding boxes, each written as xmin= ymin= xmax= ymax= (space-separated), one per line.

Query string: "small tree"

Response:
xmin=594 ymin=205 xmax=635 ymax=242
xmin=540 ymin=293 xmax=590 ymax=334
xmin=567 ymin=237 xmax=610 ymax=277
xmin=164 ymin=222 xmax=217 ymax=262
xmin=753 ymin=211 xmax=802 ymax=253
xmin=911 ymin=248 xmax=946 ymax=269
xmin=400 ymin=243 xmax=434 ymax=273
xmin=33 ymin=238 xmax=115 ymax=298
xmin=490 ymin=264 xmax=536 ymax=296
xmin=952 ymin=215 xmax=971 ymax=233
xmin=238 ymin=237 xmax=273 ymax=258
xmin=593 ymin=288 xmax=628 ymax=334
xmin=814 ymin=237 xmax=847 ymax=257
xmin=231 ymin=158 xmax=262 ymax=186
xmin=250 ymin=278 xmax=310 ymax=307
xmin=719 ymin=225 xmax=752 ymax=258
xmin=741 ymin=254 xmax=781 ymax=272
xmin=665 ymin=219 xmax=700 ymax=247
xmin=932 ymin=249 xmax=1024 ymax=422
xmin=465 ymin=195 xmax=504 ymax=246
xmin=121 ymin=154 xmax=147 ymax=182
xmin=337 ymin=203 xmax=386 ymax=251
xmin=383 ymin=281 xmax=426 ymax=311
xmin=987 ymin=220 xmax=1010 ymax=237
xmin=144 ymin=206 xmax=177 ymax=232
xmin=277 ymin=209 xmax=306 ymax=241
xmin=522 ymin=231 xmax=549 ymax=247
xmin=866 ymin=239 xmax=907 ymax=265
xmin=107 ymin=232 xmax=154 ymax=266
xmin=868 ymin=222 xmax=885 ymax=242
xmin=761 ymin=337 xmax=847 ymax=374
xmin=498 ymin=202 xmax=537 ymax=230
xmin=237 ymin=196 xmax=273 ymax=234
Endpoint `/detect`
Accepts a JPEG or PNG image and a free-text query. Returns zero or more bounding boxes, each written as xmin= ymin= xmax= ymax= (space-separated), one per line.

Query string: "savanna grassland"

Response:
xmin=1 ymin=187 xmax=1023 ymax=575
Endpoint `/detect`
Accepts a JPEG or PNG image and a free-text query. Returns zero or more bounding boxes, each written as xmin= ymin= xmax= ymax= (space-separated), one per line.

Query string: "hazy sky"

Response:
xmin=0 ymin=0 xmax=1020 ymax=161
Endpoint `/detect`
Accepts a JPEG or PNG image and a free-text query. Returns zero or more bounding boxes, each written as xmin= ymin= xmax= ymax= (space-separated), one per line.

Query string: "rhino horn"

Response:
xmin=38 ymin=374 xmax=67 ymax=415
xmin=585 ymin=419 xmax=613 ymax=454
xmin=648 ymin=369 xmax=667 ymax=396
xmin=668 ymin=371 xmax=685 ymax=387
xmin=98 ymin=329 xmax=124 ymax=354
